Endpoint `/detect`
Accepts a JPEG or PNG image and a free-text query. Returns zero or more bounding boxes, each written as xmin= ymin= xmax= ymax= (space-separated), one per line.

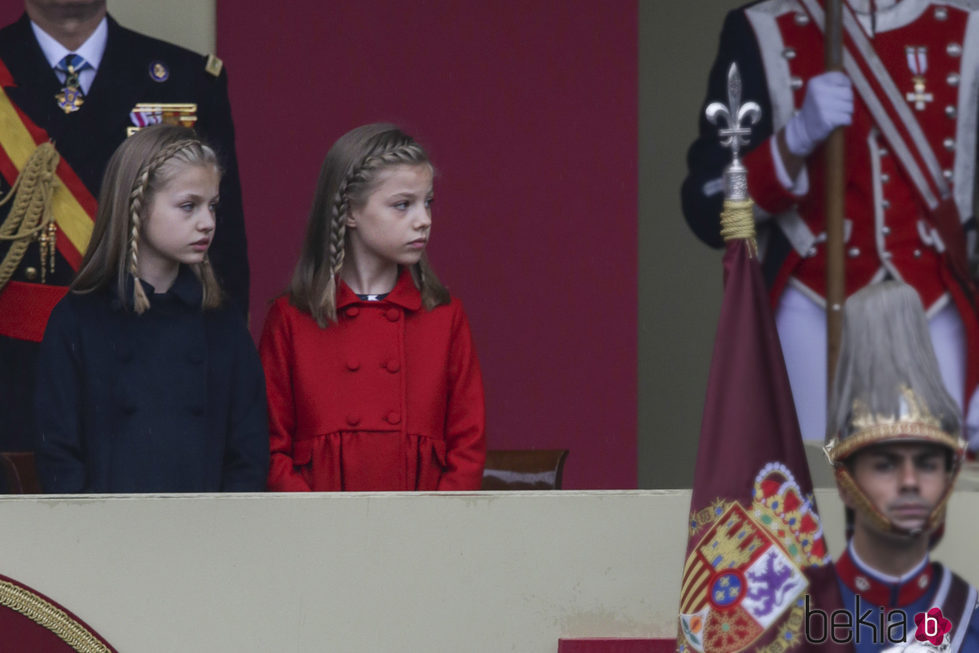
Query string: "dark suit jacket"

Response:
xmin=0 ymin=13 xmax=249 ymax=451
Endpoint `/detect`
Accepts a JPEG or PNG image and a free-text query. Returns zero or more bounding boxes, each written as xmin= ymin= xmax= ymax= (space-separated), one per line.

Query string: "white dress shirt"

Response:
xmin=30 ymin=16 xmax=108 ymax=94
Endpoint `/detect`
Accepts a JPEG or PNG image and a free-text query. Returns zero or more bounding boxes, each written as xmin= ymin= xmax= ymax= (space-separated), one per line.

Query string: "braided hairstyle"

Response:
xmin=73 ymin=124 xmax=222 ymax=313
xmin=290 ymin=123 xmax=449 ymax=326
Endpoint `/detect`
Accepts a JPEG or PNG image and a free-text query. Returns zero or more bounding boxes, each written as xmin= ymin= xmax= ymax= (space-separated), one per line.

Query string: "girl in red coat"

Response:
xmin=260 ymin=123 xmax=486 ymax=491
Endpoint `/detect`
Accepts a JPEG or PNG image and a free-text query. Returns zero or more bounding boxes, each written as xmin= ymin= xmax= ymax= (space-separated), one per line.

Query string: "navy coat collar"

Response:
xmin=113 ymin=266 xmax=203 ymax=311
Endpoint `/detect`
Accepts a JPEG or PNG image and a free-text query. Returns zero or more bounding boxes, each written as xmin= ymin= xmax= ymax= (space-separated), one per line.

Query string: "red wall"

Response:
xmin=218 ymin=1 xmax=637 ymax=489
xmin=0 ymin=3 xmax=604 ymax=490
xmin=0 ymin=3 xmax=637 ymax=487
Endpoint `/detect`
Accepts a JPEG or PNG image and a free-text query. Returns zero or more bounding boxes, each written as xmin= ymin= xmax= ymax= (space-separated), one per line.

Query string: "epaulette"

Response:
xmin=205 ymin=53 xmax=223 ymax=77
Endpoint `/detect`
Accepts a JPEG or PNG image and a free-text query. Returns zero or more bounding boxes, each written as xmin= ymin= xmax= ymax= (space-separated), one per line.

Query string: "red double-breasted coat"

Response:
xmin=260 ymin=268 xmax=486 ymax=491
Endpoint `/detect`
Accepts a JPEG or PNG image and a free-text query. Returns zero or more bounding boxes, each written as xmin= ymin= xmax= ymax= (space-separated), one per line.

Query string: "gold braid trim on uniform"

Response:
xmin=0 ymin=579 xmax=113 ymax=653
xmin=0 ymin=142 xmax=60 ymax=292
xmin=719 ymin=198 xmax=757 ymax=257
xmin=825 ymin=428 xmax=964 ymax=463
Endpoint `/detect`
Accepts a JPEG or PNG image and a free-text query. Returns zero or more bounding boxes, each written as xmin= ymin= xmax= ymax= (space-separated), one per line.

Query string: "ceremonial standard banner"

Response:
xmin=675 ymin=237 xmax=852 ymax=653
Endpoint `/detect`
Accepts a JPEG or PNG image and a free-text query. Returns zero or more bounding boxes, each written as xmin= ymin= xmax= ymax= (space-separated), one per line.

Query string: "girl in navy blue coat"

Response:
xmin=34 ymin=124 xmax=268 ymax=493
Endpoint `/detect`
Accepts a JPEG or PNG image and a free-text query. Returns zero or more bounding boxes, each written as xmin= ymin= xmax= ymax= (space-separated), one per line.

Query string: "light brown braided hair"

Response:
xmin=290 ymin=123 xmax=449 ymax=326
xmin=72 ymin=124 xmax=222 ymax=314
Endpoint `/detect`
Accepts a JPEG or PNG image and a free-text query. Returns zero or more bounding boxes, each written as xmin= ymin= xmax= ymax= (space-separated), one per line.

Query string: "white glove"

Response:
xmin=784 ymin=71 xmax=853 ymax=157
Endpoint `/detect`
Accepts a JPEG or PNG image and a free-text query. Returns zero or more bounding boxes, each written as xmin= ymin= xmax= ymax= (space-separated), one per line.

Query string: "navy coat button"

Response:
xmin=116 ymin=347 xmax=133 ymax=362
xmin=123 ymin=403 xmax=137 ymax=415
xmin=190 ymin=405 xmax=204 ymax=416
xmin=346 ymin=414 xmax=361 ymax=426
xmin=385 ymin=308 xmax=400 ymax=322
xmin=189 ymin=349 xmax=204 ymax=364
xmin=386 ymin=411 xmax=401 ymax=425
xmin=346 ymin=307 xmax=360 ymax=318
xmin=385 ymin=359 xmax=400 ymax=373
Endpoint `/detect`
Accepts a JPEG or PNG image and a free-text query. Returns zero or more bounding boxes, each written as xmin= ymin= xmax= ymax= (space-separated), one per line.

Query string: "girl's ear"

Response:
xmin=345 ymin=211 xmax=357 ymax=228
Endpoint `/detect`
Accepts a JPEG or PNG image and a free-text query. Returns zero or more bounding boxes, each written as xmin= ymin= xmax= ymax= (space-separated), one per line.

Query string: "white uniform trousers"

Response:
xmin=774 ymin=284 xmax=978 ymax=448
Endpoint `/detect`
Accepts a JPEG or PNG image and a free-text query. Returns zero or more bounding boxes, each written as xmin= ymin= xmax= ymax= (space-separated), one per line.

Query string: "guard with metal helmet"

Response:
xmin=824 ymin=280 xmax=979 ymax=651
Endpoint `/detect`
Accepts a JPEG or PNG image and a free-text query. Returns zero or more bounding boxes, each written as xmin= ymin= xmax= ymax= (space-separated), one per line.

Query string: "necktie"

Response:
xmin=54 ymin=54 xmax=89 ymax=114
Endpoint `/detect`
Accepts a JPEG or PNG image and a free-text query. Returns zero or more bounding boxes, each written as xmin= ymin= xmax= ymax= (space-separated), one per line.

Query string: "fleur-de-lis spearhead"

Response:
xmin=706 ymin=63 xmax=761 ymax=158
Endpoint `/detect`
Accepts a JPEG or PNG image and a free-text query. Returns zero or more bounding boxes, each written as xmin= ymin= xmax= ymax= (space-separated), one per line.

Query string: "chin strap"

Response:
xmin=834 ymin=461 xmax=961 ymax=543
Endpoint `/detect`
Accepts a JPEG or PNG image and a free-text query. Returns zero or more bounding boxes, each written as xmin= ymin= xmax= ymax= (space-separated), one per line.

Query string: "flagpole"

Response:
xmin=824 ymin=0 xmax=846 ymax=397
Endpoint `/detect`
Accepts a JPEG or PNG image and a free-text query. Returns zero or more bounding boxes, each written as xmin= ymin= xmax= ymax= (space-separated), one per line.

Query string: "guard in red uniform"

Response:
xmin=682 ymin=0 xmax=979 ymax=449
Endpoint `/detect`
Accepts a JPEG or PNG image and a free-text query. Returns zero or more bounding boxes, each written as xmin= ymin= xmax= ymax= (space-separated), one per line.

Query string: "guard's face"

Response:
xmin=846 ymin=443 xmax=950 ymax=535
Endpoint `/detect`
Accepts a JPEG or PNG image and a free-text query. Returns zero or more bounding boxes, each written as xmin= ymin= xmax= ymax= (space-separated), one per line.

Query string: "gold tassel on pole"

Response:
xmin=707 ymin=64 xmax=761 ymax=255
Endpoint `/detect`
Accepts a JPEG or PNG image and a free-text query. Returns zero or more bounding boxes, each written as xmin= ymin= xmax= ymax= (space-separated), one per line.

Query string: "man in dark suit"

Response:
xmin=0 ymin=0 xmax=249 ymax=452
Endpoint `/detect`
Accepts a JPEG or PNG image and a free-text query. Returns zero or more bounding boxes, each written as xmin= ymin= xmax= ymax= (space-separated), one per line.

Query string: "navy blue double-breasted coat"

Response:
xmin=34 ymin=268 xmax=268 ymax=493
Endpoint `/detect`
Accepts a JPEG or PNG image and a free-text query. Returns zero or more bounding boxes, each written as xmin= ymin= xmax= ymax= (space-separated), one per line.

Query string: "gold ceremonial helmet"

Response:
xmin=823 ymin=281 xmax=967 ymax=539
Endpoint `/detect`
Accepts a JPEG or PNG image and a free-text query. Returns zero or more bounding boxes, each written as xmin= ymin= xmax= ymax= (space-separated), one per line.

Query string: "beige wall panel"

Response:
xmin=0 ymin=490 xmax=976 ymax=651
xmin=638 ymin=1 xmax=753 ymax=489
xmin=107 ymin=0 xmax=215 ymax=55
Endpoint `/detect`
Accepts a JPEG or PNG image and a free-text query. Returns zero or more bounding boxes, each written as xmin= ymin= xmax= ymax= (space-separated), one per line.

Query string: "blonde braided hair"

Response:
xmin=291 ymin=124 xmax=448 ymax=326
xmin=0 ymin=143 xmax=60 ymax=292
xmin=126 ymin=138 xmax=198 ymax=313
xmin=72 ymin=124 xmax=223 ymax=312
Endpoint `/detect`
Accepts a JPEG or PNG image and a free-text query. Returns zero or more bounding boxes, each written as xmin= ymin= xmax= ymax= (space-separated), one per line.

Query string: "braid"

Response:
xmin=340 ymin=142 xmax=428 ymax=213
xmin=295 ymin=125 xmax=445 ymax=327
xmin=128 ymin=161 xmax=152 ymax=313
xmin=127 ymin=138 xmax=198 ymax=314
xmin=330 ymin=179 xmax=351 ymax=278
xmin=359 ymin=143 xmax=428 ymax=175
xmin=316 ymin=142 xmax=426 ymax=322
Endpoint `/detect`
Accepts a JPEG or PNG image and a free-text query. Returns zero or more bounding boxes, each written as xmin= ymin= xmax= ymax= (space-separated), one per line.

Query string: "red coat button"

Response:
xmin=385 ymin=359 xmax=400 ymax=373
xmin=385 ymin=411 xmax=401 ymax=424
xmin=385 ymin=308 xmax=400 ymax=322
xmin=346 ymin=414 xmax=361 ymax=426
xmin=345 ymin=307 xmax=360 ymax=318
xmin=346 ymin=359 xmax=360 ymax=371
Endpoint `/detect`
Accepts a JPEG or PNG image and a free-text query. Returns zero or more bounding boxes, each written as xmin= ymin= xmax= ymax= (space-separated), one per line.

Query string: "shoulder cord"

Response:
xmin=0 ymin=142 xmax=60 ymax=292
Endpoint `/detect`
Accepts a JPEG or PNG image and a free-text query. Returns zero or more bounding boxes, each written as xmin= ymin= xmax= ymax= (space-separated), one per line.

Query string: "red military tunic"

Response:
xmin=737 ymin=0 xmax=979 ymax=403
xmin=260 ymin=267 xmax=486 ymax=491
xmin=742 ymin=0 xmax=977 ymax=311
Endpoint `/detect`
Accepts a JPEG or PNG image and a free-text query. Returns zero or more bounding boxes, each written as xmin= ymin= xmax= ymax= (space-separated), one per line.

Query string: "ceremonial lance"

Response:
xmin=824 ymin=0 xmax=846 ymax=393
xmin=706 ymin=63 xmax=761 ymax=252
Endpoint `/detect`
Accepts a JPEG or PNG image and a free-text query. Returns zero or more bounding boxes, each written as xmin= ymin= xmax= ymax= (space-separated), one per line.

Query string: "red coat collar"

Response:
xmin=835 ymin=543 xmax=933 ymax=607
xmin=336 ymin=266 xmax=422 ymax=311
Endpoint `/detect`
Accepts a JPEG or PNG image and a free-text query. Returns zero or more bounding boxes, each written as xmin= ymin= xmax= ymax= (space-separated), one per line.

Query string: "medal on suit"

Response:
xmin=126 ymin=103 xmax=198 ymax=136
xmin=905 ymin=46 xmax=933 ymax=111
xmin=54 ymin=62 xmax=85 ymax=114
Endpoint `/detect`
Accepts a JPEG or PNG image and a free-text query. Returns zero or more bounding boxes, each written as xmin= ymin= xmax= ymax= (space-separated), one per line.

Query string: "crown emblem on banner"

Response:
xmin=751 ymin=463 xmax=830 ymax=567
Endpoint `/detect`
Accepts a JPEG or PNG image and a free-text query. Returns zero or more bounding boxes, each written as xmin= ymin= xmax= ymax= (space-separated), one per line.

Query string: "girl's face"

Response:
xmin=139 ymin=163 xmax=220 ymax=287
xmin=346 ymin=163 xmax=433 ymax=272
